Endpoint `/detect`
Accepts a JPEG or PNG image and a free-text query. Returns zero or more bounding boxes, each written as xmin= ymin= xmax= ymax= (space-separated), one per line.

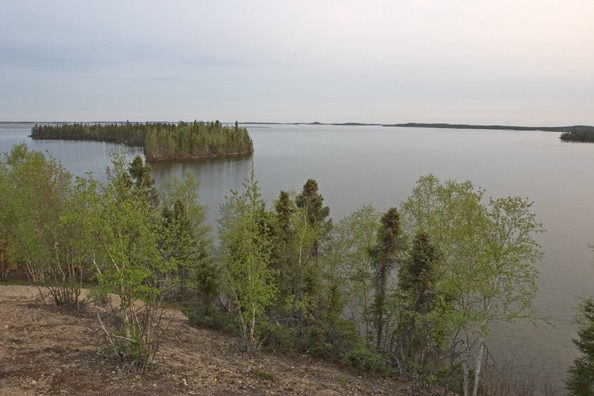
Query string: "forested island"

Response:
xmin=31 ymin=120 xmax=254 ymax=162
xmin=559 ymin=130 xmax=594 ymax=142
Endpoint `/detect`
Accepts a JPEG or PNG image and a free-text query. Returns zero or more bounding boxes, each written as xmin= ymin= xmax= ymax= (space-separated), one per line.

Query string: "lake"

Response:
xmin=2 ymin=123 xmax=593 ymax=388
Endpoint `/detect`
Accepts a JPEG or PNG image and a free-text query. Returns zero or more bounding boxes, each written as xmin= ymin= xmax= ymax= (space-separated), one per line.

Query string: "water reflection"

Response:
xmin=151 ymin=154 xmax=253 ymax=224
xmin=0 ymin=129 xmax=143 ymax=179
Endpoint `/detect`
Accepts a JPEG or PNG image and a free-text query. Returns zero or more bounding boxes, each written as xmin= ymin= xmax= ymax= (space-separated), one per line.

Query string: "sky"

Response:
xmin=1 ymin=0 xmax=593 ymax=125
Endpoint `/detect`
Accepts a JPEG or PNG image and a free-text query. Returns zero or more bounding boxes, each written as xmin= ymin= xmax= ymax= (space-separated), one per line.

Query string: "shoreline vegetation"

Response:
xmin=30 ymin=120 xmax=254 ymax=162
xmin=1 ymin=141 xmax=552 ymax=395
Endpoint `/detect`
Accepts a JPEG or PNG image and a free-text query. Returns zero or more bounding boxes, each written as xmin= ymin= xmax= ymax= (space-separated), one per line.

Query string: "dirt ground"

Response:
xmin=0 ymin=285 xmax=408 ymax=395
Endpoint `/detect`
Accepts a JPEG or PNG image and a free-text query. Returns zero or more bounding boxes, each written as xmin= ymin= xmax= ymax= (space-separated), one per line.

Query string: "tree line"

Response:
xmin=560 ymin=130 xmax=594 ymax=143
xmin=31 ymin=120 xmax=254 ymax=161
xmin=0 ymin=143 xmax=557 ymax=395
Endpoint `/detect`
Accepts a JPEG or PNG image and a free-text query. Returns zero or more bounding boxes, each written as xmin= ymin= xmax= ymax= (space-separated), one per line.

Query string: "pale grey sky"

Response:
xmin=1 ymin=0 xmax=593 ymax=125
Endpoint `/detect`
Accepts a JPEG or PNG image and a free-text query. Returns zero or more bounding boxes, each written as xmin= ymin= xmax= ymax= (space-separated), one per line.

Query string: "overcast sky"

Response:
xmin=1 ymin=0 xmax=593 ymax=125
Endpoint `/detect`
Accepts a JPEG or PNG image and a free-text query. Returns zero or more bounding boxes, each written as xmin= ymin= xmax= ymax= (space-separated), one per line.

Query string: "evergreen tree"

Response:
xmin=296 ymin=179 xmax=330 ymax=233
xmin=294 ymin=179 xmax=331 ymax=309
xmin=393 ymin=232 xmax=444 ymax=376
xmin=159 ymin=171 xmax=213 ymax=302
xmin=567 ymin=298 xmax=594 ymax=395
xmin=129 ymin=155 xmax=159 ymax=209
xmin=368 ymin=207 xmax=405 ymax=348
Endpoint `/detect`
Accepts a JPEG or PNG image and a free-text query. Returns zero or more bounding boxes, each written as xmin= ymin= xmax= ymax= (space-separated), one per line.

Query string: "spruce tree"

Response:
xmin=567 ymin=298 xmax=594 ymax=395
xmin=368 ymin=207 xmax=405 ymax=348
xmin=129 ymin=155 xmax=159 ymax=208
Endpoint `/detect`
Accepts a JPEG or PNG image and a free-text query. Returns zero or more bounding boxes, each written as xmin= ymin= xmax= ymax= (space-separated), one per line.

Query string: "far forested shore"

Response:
xmin=31 ymin=120 xmax=253 ymax=162
xmin=383 ymin=122 xmax=594 ymax=133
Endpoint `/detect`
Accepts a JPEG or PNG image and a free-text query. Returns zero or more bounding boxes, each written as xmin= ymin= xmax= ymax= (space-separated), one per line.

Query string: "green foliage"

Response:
xmin=256 ymin=319 xmax=298 ymax=352
xmin=130 ymin=155 xmax=160 ymax=208
xmin=249 ymin=368 xmax=277 ymax=381
xmin=560 ymin=130 xmax=594 ymax=143
xmin=400 ymin=175 xmax=545 ymax=396
xmin=340 ymin=342 xmax=391 ymax=374
xmin=334 ymin=205 xmax=380 ymax=344
xmin=182 ymin=301 xmax=225 ymax=329
xmin=159 ymin=170 xmax=214 ymax=302
xmin=296 ymin=179 xmax=331 ymax=232
xmin=269 ymin=190 xmax=320 ymax=322
xmin=31 ymin=120 xmax=253 ymax=161
xmin=369 ymin=207 xmax=406 ymax=348
xmin=392 ymin=233 xmax=445 ymax=375
xmin=2 ymin=140 xmax=550 ymax=386
xmin=219 ymin=166 xmax=278 ymax=352
xmin=567 ymin=298 xmax=594 ymax=395
xmin=299 ymin=324 xmax=333 ymax=358
xmin=1 ymin=143 xmax=91 ymax=305
xmin=0 ymin=161 xmax=12 ymax=281
xmin=85 ymin=152 xmax=176 ymax=370
xmin=408 ymin=360 xmax=465 ymax=396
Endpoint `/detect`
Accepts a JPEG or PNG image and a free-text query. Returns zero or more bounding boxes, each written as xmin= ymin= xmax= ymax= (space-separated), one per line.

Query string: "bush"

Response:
xmin=340 ymin=342 xmax=391 ymax=374
xmin=298 ymin=325 xmax=333 ymax=359
xmin=256 ymin=320 xmax=298 ymax=352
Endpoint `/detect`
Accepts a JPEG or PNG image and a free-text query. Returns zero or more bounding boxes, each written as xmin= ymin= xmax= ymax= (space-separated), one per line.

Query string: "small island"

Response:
xmin=31 ymin=120 xmax=253 ymax=162
xmin=559 ymin=129 xmax=594 ymax=143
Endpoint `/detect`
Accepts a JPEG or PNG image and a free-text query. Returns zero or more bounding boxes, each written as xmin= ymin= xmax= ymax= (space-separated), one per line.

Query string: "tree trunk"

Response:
xmin=471 ymin=337 xmax=485 ymax=396
xmin=462 ymin=328 xmax=471 ymax=396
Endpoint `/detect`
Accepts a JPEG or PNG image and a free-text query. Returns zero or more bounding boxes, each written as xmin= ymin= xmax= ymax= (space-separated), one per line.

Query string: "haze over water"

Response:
xmin=1 ymin=123 xmax=593 ymax=388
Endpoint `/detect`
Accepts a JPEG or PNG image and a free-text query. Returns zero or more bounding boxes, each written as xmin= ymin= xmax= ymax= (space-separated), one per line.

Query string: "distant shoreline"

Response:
xmin=382 ymin=122 xmax=594 ymax=133
xmin=241 ymin=121 xmax=594 ymax=133
xmin=2 ymin=121 xmax=593 ymax=134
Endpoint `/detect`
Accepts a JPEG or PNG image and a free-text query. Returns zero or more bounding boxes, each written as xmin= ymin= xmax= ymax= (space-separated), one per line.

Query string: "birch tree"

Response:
xmin=2 ymin=144 xmax=91 ymax=305
xmin=400 ymin=175 xmax=544 ymax=396
xmin=219 ymin=168 xmax=277 ymax=352
xmin=85 ymin=152 xmax=175 ymax=370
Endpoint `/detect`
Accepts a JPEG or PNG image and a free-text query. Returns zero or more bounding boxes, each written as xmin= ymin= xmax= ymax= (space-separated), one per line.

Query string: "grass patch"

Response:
xmin=336 ymin=376 xmax=350 ymax=384
xmin=249 ymin=368 xmax=276 ymax=381
xmin=0 ymin=280 xmax=31 ymax=286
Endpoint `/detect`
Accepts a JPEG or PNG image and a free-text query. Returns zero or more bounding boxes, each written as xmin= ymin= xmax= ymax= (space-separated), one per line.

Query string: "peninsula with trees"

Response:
xmin=31 ymin=120 xmax=254 ymax=162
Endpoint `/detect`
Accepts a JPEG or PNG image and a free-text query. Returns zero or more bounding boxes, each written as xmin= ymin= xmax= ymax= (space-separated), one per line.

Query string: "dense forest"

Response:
xmin=559 ymin=130 xmax=594 ymax=143
xmin=31 ymin=120 xmax=253 ymax=161
xmin=3 ymin=143 xmax=586 ymax=395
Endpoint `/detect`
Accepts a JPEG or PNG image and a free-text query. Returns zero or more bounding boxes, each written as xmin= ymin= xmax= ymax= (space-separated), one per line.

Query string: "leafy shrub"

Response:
xmin=340 ymin=342 xmax=391 ymax=374
xmin=256 ymin=320 xmax=297 ymax=352
xmin=298 ymin=325 xmax=333 ymax=359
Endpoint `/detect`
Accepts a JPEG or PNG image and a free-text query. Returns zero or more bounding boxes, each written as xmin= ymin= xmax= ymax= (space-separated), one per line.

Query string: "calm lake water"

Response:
xmin=2 ymin=123 xmax=593 ymax=388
